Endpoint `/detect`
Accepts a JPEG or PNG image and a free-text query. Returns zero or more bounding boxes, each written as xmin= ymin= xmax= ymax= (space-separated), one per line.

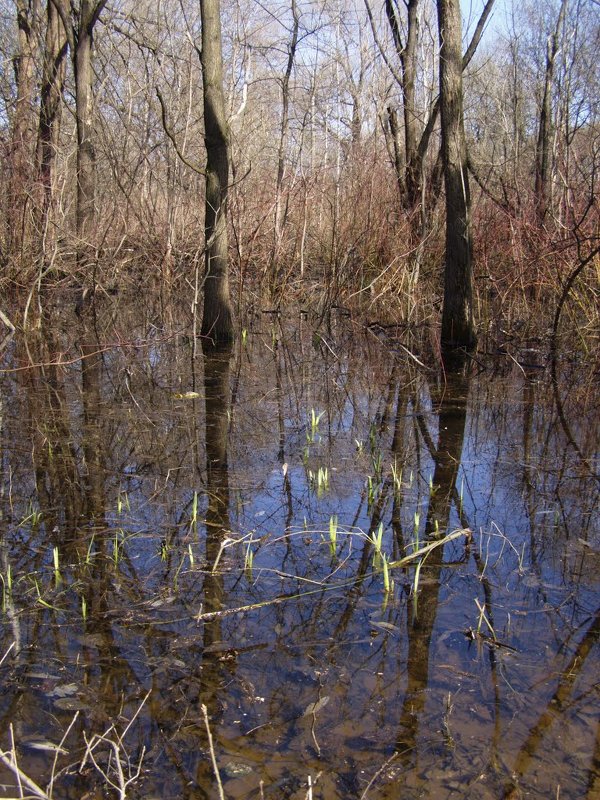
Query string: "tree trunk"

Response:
xmin=384 ymin=0 xmax=422 ymax=212
xmin=8 ymin=0 xmax=40 ymax=262
xmin=437 ymin=0 xmax=476 ymax=350
xmin=74 ymin=2 xmax=101 ymax=270
xmin=269 ymin=0 xmax=299 ymax=298
xmin=36 ymin=0 xmax=67 ymax=259
xmin=535 ymin=0 xmax=568 ymax=226
xmin=200 ymin=0 xmax=234 ymax=344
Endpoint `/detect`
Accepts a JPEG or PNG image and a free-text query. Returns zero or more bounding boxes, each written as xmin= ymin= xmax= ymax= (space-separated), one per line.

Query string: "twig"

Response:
xmin=0 ymin=736 xmax=47 ymax=799
xmin=360 ymin=750 xmax=400 ymax=799
xmin=0 ymin=309 xmax=15 ymax=332
xmin=201 ymin=704 xmax=225 ymax=800
xmin=0 ymin=641 xmax=15 ymax=666
xmin=48 ymin=712 xmax=79 ymax=798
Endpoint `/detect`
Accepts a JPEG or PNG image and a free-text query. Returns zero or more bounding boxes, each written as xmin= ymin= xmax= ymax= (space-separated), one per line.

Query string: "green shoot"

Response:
xmin=113 ymin=529 xmax=124 ymax=564
xmin=391 ymin=461 xmax=402 ymax=497
xmin=307 ymin=408 xmax=325 ymax=442
xmin=245 ymin=541 xmax=254 ymax=581
xmin=81 ymin=595 xmax=87 ymax=622
xmin=53 ymin=546 xmax=61 ymax=587
xmin=329 ymin=515 xmax=338 ymax=557
xmin=413 ymin=511 xmax=420 ymax=552
xmin=191 ymin=491 xmax=199 ymax=535
xmin=369 ymin=422 xmax=377 ymax=453
xmin=382 ymin=554 xmax=393 ymax=594
xmin=371 ymin=522 xmax=384 ymax=568
xmin=372 ymin=451 xmax=383 ymax=483
xmin=367 ymin=476 xmax=375 ymax=509
xmin=317 ymin=466 xmax=329 ymax=496
xmin=85 ymin=534 xmax=95 ymax=565
xmin=117 ymin=490 xmax=130 ymax=515
xmin=32 ymin=576 xmax=59 ymax=610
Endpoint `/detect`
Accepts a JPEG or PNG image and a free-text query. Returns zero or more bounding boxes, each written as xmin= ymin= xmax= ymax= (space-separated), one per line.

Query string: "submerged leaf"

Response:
xmin=302 ymin=696 xmax=330 ymax=717
xmin=23 ymin=739 xmax=68 ymax=754
xmin=370 ymin=621 xmax=401 ymax=635
xmin=172 ymin=391 xmax=201 ymax=399
xmin=48 ymin=683 xmax=79 ymax=698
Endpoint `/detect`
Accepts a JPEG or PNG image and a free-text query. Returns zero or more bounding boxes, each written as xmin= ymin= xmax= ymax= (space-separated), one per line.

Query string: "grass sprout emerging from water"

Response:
xmin=329 ymin=515 xmax=338 ymax=557
xmin=308 ymin=466 xmax=329 ymax=496
xmin=391 ymin=460 xmax=403 ymax=498
xmin=307 ymin=408 xmax=324 ymax=443
xmin=52 ymin=546 xmax=61 ymax=587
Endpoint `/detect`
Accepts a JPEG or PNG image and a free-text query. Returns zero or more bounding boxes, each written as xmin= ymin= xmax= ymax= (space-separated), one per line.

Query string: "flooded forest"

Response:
xmin=0 ymin=0 xmax=599 ymax=798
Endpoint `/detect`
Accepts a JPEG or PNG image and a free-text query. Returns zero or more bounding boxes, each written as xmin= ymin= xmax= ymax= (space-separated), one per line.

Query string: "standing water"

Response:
xmin=0 ymin=307 xmax=598 ymax=799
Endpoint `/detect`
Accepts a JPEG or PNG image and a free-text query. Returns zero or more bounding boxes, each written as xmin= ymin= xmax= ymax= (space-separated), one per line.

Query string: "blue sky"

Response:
xmin=461 ymin=0 xmax=511 ymax=41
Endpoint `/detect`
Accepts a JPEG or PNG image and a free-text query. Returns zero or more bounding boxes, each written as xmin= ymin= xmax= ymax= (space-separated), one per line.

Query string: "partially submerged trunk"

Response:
xmin=200 ymin=0 xmax=234 ymax=344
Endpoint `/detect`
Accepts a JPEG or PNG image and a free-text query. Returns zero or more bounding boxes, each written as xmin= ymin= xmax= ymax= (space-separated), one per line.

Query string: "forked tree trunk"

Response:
xmin=200 ymin=0 xmax=234 ymax=344
xmin=437 ymin=0 xmax=476 ymax=350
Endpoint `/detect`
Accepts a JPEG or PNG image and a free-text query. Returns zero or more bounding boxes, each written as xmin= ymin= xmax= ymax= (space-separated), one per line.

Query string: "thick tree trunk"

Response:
xmin=437 ymin=0 xmax=476 ymax=350
xmin=200 ymin=0 xmax=234 ymax=344
xmin=36 ymin=0 xmax=67 ymax=257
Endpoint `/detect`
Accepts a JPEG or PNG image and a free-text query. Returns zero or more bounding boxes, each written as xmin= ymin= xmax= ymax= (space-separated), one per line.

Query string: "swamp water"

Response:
xmin=0 ymin=309 xmax=598 ymax=799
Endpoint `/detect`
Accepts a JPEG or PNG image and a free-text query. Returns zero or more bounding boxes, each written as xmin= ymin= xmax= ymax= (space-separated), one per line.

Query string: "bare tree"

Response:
xmin=437 ymin=0 xmax=476 ymax=349
xmin=535 ymin=0 xmax=568 ymax=225
xmin=51 ymin=0 xmax=108 ymax=286
xmin=36 ymin=0 xmax=67 ymax=259
xmin=8 ymin=0 xmax=40 ymax=261
xmin=200 ymin=0 xmax=234 ymax=343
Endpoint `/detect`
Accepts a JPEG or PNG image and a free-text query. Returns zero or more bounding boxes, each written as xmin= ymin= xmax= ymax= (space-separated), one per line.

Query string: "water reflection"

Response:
xmin=0 ymin=308 xmax=597 ymax=799
xmin=398 ymin=364 xmax=470 ymax=766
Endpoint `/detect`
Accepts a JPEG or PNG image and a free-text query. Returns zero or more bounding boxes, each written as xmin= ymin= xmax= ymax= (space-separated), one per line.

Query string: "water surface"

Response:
xmin=0 ymin=308 xmax=598 ymax=799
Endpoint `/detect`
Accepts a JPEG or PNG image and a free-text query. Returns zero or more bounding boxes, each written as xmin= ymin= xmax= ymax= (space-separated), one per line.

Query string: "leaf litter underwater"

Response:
xmin=0 ymin=311 xmax=598 ymax=799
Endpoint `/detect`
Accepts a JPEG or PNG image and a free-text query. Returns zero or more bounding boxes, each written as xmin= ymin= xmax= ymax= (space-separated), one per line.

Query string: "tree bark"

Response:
xmin=8 ymin=0 xmax=40 ymax=261
xmin=384 ymin=0 xmax=423 ymax=212
xmin=535 ymin=0 xmax=568 ymax=226
xmin=36 ymin=0 xmax=68 ymax=258
xmin=269 ymin=0 xmax=299 ymax=297
xmin=51 ymin=0 xmax=107 ymax=284
xmin=200 ymin=0 xmax=234 ymax=344
xmin=74 ymin=1 xmax=106 ymax=269
xmin=437 ymin=0 xmax=476 ymax=350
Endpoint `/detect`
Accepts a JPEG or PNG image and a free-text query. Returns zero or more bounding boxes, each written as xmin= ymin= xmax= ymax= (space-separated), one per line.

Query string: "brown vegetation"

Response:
xmin=0 ymin=0 xmax=598 ymax=349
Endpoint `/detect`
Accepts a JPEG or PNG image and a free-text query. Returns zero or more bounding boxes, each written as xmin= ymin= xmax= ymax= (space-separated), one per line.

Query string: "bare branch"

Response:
xmin=155 ymin=87 xmax=205 ymax=176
